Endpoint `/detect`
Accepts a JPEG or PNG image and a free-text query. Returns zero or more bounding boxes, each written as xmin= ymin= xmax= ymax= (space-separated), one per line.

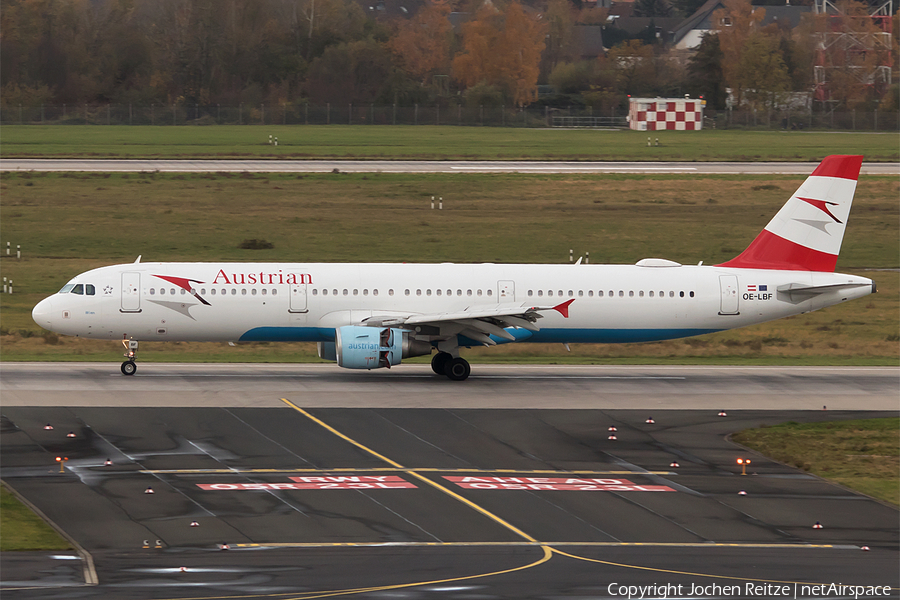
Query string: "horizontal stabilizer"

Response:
xmin=777 ymin=282 xmax=872 ymax=295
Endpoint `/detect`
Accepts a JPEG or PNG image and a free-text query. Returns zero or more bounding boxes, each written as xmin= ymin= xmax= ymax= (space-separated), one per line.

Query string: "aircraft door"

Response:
xmin=498 ymin=280 xmax=515 ymax=302
xmin=718 ymin=275 xmax=739 ymax=315
xmin=289 ymin=278 xmax=308 ymax=313
xmin=121 ymin=272 xmax=141 ymax=313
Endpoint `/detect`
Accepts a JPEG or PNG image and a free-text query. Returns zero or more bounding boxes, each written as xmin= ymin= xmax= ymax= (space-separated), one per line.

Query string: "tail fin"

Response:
xmin=716 ymin=155 xmax=862 ymax=272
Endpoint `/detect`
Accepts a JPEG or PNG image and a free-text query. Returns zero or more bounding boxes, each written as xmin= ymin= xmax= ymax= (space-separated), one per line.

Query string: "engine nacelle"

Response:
xmin=318 ymin=326 xmax=431 ymax=370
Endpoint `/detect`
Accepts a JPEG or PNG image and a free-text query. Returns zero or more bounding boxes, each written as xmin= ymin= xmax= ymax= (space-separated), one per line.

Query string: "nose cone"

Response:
xmin=32 ymin=297 xmax=54 ymax=329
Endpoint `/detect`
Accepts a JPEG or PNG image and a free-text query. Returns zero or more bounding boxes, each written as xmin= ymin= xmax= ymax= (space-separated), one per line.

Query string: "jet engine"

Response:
xmin=318 ymin=326 xmax=432 ymax=370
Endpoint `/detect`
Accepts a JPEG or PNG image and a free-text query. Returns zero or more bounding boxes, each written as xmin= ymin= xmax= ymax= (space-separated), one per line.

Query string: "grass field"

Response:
xmin=0 ymin=483 xmax=71 ymax=551
xmin=1 ymin=170 xmax=897 ymax=364
xmin=733 ymin=418 xmax=900 ymax=506
xmin=1 ymin=126 xmax=898 ymax=161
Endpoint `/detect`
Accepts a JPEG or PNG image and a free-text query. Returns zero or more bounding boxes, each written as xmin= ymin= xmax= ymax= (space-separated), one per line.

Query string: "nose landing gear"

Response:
xmin=121 ymin=337 xmax=139 ymax=375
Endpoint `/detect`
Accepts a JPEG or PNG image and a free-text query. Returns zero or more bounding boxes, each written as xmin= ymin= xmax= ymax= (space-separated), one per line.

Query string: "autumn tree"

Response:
xmin=738 ymin=31 xmax=790 ymax=110
xmin=452 ymin=1 xmax=547 ymax=106
xmin=607 ymin=39 xmax=657 ymax=96
xmin=387 ymin=0 xmax=452 ymax=85
xmin=713 ymin=0 xmax=765 ymax=107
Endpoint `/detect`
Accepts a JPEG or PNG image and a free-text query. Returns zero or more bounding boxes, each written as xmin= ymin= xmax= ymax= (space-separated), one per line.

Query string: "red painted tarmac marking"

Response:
xmin=444 ymin=476 xmax=675 ymax=492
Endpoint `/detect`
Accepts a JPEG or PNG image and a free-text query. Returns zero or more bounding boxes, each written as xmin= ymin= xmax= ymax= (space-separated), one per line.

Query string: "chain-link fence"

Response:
xmin=2 ymin=103 xmax=897 ymax=131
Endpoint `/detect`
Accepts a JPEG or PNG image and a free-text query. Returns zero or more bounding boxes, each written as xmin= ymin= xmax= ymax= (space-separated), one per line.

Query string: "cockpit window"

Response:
xmin=85 ymin=284 xmax=95 ymax=296
xmin=71 ymin=284 xmax=84 ymax=295
xmin=59 ymin=284 xmax=75 ymax=294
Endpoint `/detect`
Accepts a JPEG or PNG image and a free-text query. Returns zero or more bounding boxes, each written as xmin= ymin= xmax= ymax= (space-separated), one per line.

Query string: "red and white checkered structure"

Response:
xmin=628 ymin=98 xmax=704 ymax=131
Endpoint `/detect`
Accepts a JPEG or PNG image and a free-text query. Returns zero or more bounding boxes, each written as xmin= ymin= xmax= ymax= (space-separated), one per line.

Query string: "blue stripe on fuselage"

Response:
xmin=239 ymin=327 xmax=722 ymax=344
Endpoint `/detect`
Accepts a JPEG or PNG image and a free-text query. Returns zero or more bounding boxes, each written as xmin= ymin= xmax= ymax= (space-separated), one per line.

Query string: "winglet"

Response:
xmin=553 ymin=299 xmax=574 ymax=318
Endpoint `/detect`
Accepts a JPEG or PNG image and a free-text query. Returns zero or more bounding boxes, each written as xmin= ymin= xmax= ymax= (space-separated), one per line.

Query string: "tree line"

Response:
xmin=1 ymin=0 xmax=897 ymax=113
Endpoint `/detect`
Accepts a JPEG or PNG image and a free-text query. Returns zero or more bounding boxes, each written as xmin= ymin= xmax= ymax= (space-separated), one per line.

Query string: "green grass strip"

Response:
xmin=732 ymin=418 xmax=900 ymax=506
xmin=1 ymin=126 xmax=898 ymax=161
xmin=0 ymin=483 xmax=72 ymax=551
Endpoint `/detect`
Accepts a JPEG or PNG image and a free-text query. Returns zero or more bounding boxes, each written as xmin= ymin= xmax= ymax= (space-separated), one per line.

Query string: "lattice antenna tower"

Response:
xmin=813 ymin=0 xmax=893 ymax=103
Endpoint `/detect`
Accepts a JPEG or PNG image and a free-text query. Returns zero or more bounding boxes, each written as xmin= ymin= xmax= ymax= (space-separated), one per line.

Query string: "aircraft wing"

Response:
xmin=363 ymin=300 xmax=574 ymax=346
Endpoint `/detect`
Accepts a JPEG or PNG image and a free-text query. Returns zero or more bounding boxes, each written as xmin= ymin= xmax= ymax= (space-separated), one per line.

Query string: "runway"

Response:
xmin=1 ymin=363 xmax=897 ymax=410
xmin=2 ymin=158 xmax=898 ymax=174
xmin=1 ymin=365 xmax=897 ymax=599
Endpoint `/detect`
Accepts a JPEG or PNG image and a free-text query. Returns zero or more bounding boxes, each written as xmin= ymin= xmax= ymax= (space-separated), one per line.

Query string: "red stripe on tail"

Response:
xmin=716 ymin=230 xmax=838 ymax=272
xmin=810 ymin=155 xmax=863 ymax=180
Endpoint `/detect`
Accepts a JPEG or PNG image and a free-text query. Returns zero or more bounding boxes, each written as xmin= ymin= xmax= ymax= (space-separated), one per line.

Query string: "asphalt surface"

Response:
xmin=2 ymin=364 xmax=898 ymax=410
xmin=1 ymin=375 xmax=898 ymax=599
xmin=1 ymin=158 xmax=898 ymax=175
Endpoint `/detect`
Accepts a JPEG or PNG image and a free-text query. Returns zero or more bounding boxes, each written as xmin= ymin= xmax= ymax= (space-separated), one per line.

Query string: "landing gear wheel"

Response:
xmin=121 ymin=360 xmax=137 ymax=376
xmin=431 ymin=352 xmax=452 ymax=375
xmin=444 ymin=357 xmax=471 ymax=381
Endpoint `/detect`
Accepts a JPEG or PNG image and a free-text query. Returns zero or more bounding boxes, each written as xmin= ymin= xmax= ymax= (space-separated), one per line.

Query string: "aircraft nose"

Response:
xmin=32 ymin=297 xmax=54 ymax=329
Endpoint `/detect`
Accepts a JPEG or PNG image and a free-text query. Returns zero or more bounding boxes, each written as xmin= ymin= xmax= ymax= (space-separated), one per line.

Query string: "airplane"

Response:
xmin=32 ymin=155 xmax=875 ymax=381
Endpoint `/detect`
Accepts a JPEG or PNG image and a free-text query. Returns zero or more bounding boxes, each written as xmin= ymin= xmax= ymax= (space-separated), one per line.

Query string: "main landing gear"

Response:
xmin=121 ymin=337 xmax=139 ymax=376
xmin=431 ymin=352 xmax=471 ymax=381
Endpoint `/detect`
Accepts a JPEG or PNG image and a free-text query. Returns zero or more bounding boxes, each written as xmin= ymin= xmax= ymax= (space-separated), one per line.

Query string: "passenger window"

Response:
xmin=343 ymin=289 xmax=348 ymax=296
xmin=618 ymin=291 xmax=624 ymax=297
xmin=426 ymin=289 xmax=432 ymax=296
xmin=528 ymin=290 xmax=533 ymax=297
xmin=180 ymin=289 xmax=185 ymax=295
xmin=639 ymin=291 xmax=644 ymax=297
xmin=486 ymin=289 xmax=492 ymax=296
xmin=211 ymin=289 xmax=216 ymax=295
xmin=416 ymin=289 xmax=422 ymax=296
xmin=353 ymin=289 xmax=358 ymax=296
xmin=598 ymin=291 xmax=604 ymax=297
xmin=467 ymin=290 xmax=472 ymax=296
xmin=669 ymin=291 xmax=675 ymax=297
xmin=242 ymin=289 xmax=248 ymax=296
xmin=332 ymin=289 xmax=338 ymax=296
xmin=477 ymin=290 xmax=482 ymax=296
xmin=690 ymin=291 xmax=695 ymax=298
xmin=538 ymin=290 xmax=543 ymax=297
xmin=150 ymin=288 xmax=156 ymax=295
xmin=313 ymin=289 xmax=318 ymax=295
xmin=588 ymin=291 xmax=593 ymax=297
xmin=373 ymin=289 xmax=379 ymax=296
xmin=363 ymin=289 xmax=369 ymax=296
xmin=437 ymin=289 xmax=442 ymax=296
xmin=261 ymin=289 xmax=267 ymax=296
xmin=72 ymin=284 xmax=84 ymax=295
xmin=629 ymin=291 xmax=634 ymax=297
xmin=231 ymin=289 xmax=236 ymax=295
xmin=568 ymin=290 xmax=573 ymax=297
xmin=558 ymin=290 xmax=563 ymax=297
xmin=649 ymin=291 xmax=654 ymax=297
xmin=405 ymin=289 xmax=410 ymax=296
xmin=680 ymin=291 xmax=685 ymax=297
xmin=456 ymin=289 xmax=462 ymax=296
xmin=578 ymin=291 xmax=583 ymax=297
xmin=323 ymin=289 xmax=328 ymax=296
xmin=609 ymin=291 xmax=614 ymax=297
xmin=252 ymin=289 xmax=258 ymax=296
xmin=272 ymin=289 xmax=277 ymax=295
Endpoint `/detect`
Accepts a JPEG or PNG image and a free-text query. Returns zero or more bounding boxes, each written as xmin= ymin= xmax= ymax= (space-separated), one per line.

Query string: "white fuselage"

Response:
xmin=32 ymin=261 xmax=874 ymax=345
